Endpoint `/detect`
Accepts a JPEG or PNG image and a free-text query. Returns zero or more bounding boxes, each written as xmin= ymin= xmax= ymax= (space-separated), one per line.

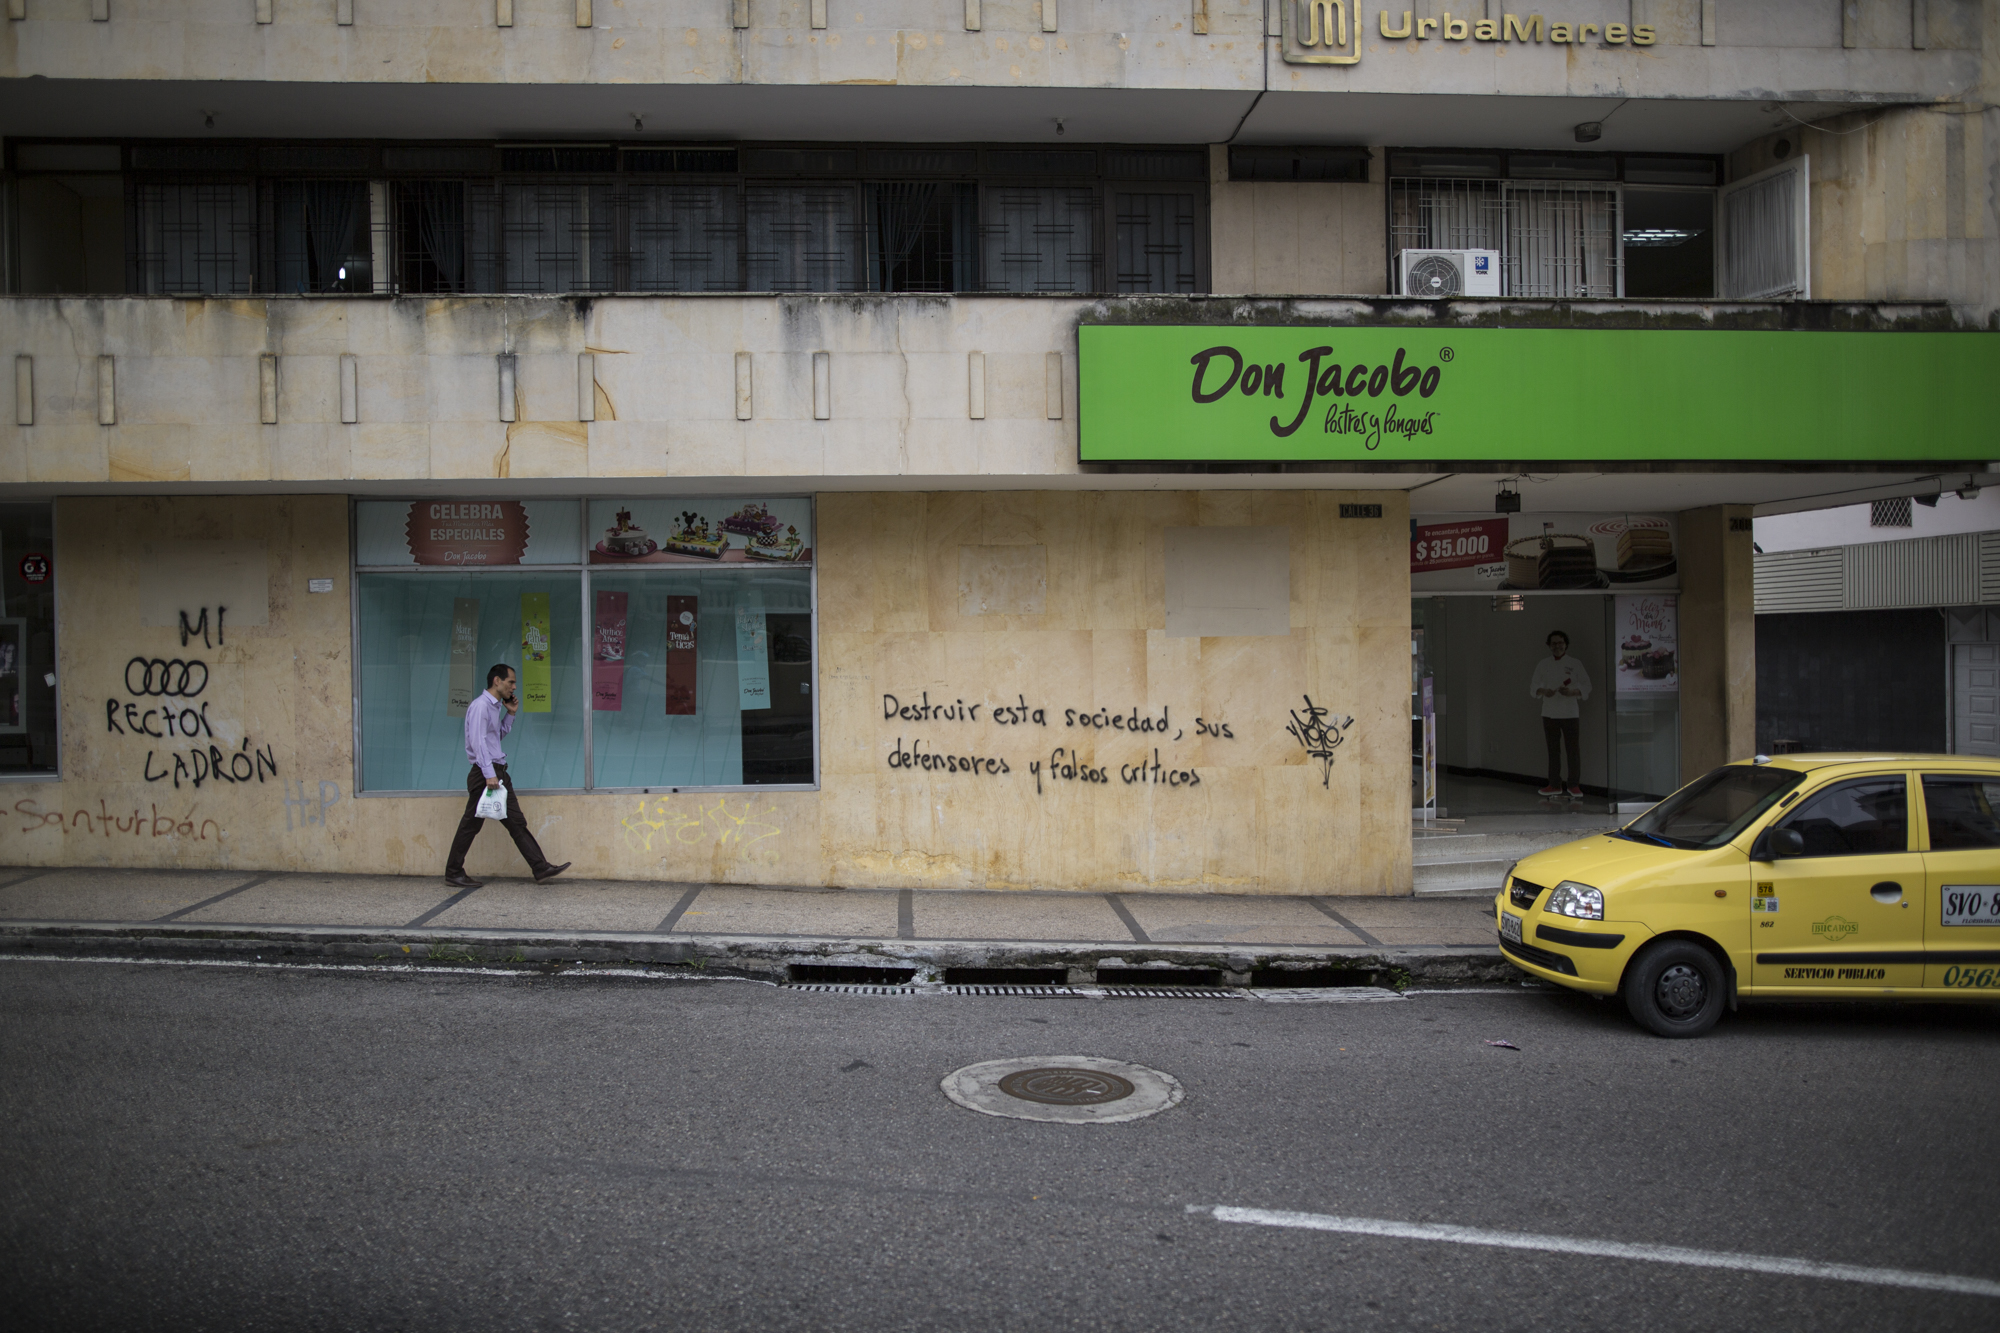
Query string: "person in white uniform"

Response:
xmin=1529 ymin=630 xmax=1591 ymax=798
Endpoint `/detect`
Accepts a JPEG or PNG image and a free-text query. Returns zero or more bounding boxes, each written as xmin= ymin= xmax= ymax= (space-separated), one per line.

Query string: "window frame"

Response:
xmin=1772 ymin=772 xmax=1914 ymax=859
xmin=0 ymin=500 xmax=63 ymax=783
xmin=348 ymin=496 xmax=821 ymax=799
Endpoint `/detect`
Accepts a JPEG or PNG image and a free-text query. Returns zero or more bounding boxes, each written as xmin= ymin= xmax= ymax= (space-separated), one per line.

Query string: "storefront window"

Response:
xmin=0 ymin=503 xmax=58 ymax=776
xmin=352 ymin=496 xmax=815 ymax=794
xmin=357 ymin=571 xmax=585 ymax=792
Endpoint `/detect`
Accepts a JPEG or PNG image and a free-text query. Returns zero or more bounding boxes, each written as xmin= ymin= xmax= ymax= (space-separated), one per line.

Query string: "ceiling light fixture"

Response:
xmin=1573 ymin=121 xmax=1602 ymax=144
xmin=1495 ymin=483 xmax=1522 ymax=515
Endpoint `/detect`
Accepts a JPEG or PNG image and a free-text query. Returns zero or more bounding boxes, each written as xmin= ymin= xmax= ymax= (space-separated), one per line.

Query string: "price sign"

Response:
xmin=17 ymin=552 xmax=49 ymax=584
xmin=1410 ymin=519 xmax=1507 ymax=573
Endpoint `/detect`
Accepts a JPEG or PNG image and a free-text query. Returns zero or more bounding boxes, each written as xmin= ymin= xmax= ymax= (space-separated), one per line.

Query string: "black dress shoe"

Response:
xmin=444 ymin=874 xmax=484 ymax=889
xmin=534 ymin=861 xmax=572 ymax=884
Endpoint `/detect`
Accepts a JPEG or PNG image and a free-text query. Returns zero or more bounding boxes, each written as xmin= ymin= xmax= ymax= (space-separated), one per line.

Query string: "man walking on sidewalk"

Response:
xmin=444 ymin=664 xmax=570 ymax=889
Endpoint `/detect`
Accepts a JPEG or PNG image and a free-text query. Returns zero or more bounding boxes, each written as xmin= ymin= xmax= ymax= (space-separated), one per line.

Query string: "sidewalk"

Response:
xmin=0 ymin=867 xmax=1513 ymax=988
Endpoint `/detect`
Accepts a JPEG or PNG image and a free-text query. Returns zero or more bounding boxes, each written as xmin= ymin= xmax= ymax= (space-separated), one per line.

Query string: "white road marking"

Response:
xmin=0 ymin=955 xmax=769 ymax=983
xmin=1194 ymin=1205 xmax=2000 ymax=1299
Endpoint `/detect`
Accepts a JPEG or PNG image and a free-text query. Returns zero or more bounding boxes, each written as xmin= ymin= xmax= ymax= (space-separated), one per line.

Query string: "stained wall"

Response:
xmin=3 ymin=489 xmax=1413 ymax=896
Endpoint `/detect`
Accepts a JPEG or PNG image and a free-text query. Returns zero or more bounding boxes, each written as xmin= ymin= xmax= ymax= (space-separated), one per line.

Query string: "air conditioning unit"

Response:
xmin=1398 ymin=248 xmax=1501 ymax=298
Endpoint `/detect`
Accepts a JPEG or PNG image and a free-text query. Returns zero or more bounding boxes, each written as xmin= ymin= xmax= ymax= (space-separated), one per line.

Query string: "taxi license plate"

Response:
xmin=1501 ymin=911 xmax=1523 ymax=944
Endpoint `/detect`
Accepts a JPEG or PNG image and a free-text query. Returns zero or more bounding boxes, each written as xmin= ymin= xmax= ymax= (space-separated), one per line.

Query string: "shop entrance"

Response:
xmin=1414 ymin=595 xmax=1680 ymax=819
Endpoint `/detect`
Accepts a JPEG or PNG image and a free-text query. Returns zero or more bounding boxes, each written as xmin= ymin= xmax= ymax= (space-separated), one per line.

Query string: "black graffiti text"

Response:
xmin=143 ymin=735 xmax=278 ymax=790
xmin=1120 ymin=749 xmax=1201 ymax=787
xmin=882 ymin=692 xmax=981 ymax=723
xmin=178 ymin=606 xmax=225 ymax=649
xmin=107 ymin=697 xmax=216 ymax=740
xmin=885 ymin=736 xmax=1011 ymax=776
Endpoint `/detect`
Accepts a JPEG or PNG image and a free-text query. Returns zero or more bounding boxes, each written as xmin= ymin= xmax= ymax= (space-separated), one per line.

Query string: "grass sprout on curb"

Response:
xmin=425 ymin=943 xmax=481 ymax=965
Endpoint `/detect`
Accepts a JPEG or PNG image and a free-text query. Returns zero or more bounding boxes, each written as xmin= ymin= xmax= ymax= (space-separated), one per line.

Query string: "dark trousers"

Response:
xmin=1543 ymin=717 xmax=1582 ymax=787
xmin=445 ymin=764 xmax=551 ymax=877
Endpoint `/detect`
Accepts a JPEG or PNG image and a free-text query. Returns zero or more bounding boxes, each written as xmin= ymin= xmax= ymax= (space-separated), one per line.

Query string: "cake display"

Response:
xmin=1617 ymin=526 xmax=1674 ymax=571
xmin=721 ymin=501 xmax=784 ymax=539
xmin=743 ymin=524 xmax=808 ymax=562
xmin=1641 ymin=649 xmax=1677 ymax=680
xmin=1620 ymin=634 xmax=1652 ymax=669
xmin=663 ymin=511 xmax=729 ymax=560
xmin=596 ymin=507 xmax=657 ymax=558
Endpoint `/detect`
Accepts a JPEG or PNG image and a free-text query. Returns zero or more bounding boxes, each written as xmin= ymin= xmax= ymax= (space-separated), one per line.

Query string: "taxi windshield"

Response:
xmin=1624 ymin=764 xmax=1805 ymax=850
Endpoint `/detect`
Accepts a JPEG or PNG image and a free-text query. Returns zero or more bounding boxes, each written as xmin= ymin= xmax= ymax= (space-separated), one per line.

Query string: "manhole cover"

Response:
xmin=942 ymin=1056 xmax=1182 ymax=1124
xmin=998 ymin=1067 xmax=1135 ymax=1106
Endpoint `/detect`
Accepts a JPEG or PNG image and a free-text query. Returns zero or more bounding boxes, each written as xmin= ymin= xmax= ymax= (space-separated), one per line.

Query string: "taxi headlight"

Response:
xmin=1544 ymin=880 xmax=1604 ymax=921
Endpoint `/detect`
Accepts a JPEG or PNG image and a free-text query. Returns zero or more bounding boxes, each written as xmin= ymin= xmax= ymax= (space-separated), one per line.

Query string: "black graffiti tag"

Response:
xmin=125 ymin=657 xmax=208 ymax=697
xmin=1286 ymin=694 xmax=1354 ymax=789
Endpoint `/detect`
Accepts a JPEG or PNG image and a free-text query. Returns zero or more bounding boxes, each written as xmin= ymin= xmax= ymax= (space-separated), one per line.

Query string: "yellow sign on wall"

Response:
xmin=519 ymin=592 xmax=552 ymax=713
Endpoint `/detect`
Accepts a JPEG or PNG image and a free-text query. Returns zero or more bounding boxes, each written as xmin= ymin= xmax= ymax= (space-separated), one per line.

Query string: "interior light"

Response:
xmin=337 ymin=266 xmax=347 ymax=280
xmin=1495 ymin=485 xmax=1521 ymax=514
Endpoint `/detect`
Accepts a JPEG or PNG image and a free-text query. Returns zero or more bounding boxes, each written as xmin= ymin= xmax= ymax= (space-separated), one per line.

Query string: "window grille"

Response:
xmin=1871 ymin=497 xmax=1914 ymax=529
xmin=269 ymin=179 xmax=371 ymax=293
xmin=128 ymin=181 xmax=257 ymax=294
xmin=744 ymin=185 xmax=863 ymax=292
xmin=1720 ymin=158 xmax=1809 ymax=299
xmin=1389 ymin=178 xmax=1620 ymax=298
xmin=1113 ymin=191 xmax=1199 ymax=294
xmin=395 ymin=180 xmax=467 ymax=293
xmin=626 ymin=184 xmax=742 ymax=292
xmin=495 ymin=182 xmax=616 ymax=293
xmin=981 ymin=186 xmax=1100 ymax=293
xmin=867 ymin=182 xmax=976 ymax=292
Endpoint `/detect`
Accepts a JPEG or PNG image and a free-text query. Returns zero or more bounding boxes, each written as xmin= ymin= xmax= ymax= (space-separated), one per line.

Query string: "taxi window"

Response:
xmin=1921 ymin=776 xmax=2000 ymax=850
xmin=1626 ymin=763 xmax=1803 ymax=849
xmin=1776 ymin=776 xmax=1909 ymax=857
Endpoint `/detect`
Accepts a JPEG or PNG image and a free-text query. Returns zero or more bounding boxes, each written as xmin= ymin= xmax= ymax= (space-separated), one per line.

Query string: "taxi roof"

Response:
xmin=1747 ymin=752 xmax=2000 ymax=773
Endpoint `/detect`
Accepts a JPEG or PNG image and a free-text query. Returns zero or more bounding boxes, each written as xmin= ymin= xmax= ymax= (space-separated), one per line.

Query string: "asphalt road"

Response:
xmin=3 ymin=960 xmax=1998 ymax=1333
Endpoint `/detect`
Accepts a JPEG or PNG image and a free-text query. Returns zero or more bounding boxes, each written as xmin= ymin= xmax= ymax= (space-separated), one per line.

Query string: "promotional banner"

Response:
xmin=587 ymin=498 xmax=813 ymax=566
xmin=447 ymin=597 xmax=480 ymax=718
xmin=665 ymin=595 xmax=699 ymax=715
xmin=592 ymin=591 xmax=629 ymax=711
xmin=735 ymin=601 xmax=770 ymax=712
xmin=1616 ymin=594 xmax=1679 ymax=694
xmin=1077 ymin=325 xmax=2000 ymax=463
xmin=1411 ymin=514 xmax=1677 ymax=592
xmin=519 ymin=592 xmax=552 ymax=713
xmin=405 ymin=501 xmax=531 ymax=565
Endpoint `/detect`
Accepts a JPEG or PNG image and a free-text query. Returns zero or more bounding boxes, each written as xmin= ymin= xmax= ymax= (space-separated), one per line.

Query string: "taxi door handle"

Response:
xmin=1869 ymin=881 xmax=1903 ymax=904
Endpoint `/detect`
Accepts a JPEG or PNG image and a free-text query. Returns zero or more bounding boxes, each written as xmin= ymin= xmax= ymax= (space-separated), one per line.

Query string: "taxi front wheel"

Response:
xmin=1622 ymin=940 xmax=1726 ymax=1039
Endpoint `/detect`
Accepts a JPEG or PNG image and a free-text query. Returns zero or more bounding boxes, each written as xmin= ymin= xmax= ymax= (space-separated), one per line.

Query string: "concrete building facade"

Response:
xmin=0 ymin=2 xmax=1994 ymax=893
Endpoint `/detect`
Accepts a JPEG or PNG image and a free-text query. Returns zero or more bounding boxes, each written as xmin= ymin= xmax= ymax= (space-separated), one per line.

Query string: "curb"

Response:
xmin=0 ymin=921 xmax=1518 ymax=989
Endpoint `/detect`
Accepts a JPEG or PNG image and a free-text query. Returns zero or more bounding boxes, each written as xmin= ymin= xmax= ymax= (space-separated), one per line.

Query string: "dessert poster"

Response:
xmin=592 ymin=590 xmax=629 ymax=712
xmin=735 ymin=602 xmax=770 ymax=712
xmin=1411 ymin=513 xmax=1677 ymax=593
xmin=1615 ymin=594 xmax=1679 ymax=695
xmin=519 ymin=593 xmax=553 ymax=712
xmin=447 ymin=597 xmax=480 ymax=718
xmin=405 ymin=500 xmax=530 ymax=566
xmin=665 ymin=595 xmax=698 ymax=716
xmin=586 ymin=498 xmax=813 ymax=566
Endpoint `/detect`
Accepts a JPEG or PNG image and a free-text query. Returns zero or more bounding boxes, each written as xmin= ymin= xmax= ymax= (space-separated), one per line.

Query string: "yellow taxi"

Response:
xmin=1495 ymin=754 xmax=2000 ymax=1037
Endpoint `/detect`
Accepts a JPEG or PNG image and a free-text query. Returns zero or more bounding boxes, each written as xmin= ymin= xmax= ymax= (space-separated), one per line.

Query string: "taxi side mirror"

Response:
xmin=1753 ymin=827 xmax=1805 ymax=861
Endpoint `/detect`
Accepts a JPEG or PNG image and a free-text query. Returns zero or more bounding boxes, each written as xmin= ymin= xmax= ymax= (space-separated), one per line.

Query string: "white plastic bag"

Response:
xmin=474 ymin=784 xmax=509 ymax=821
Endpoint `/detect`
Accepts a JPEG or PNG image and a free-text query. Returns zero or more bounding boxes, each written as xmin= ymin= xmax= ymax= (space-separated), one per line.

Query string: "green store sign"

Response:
xmin=1075 ymin=326 xmax=2000 ymax=464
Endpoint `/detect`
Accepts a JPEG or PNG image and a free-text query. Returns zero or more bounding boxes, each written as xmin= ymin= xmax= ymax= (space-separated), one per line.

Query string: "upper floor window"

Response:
xmin=14 ymin=141 xmax=1208 ymax=298
xmin=1387 ymin=149 xmax=1722 ymax=300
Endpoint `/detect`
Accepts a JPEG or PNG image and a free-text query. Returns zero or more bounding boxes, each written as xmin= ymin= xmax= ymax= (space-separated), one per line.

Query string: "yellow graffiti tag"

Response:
xmin=620 ymin=795 xmax=782 ymax=854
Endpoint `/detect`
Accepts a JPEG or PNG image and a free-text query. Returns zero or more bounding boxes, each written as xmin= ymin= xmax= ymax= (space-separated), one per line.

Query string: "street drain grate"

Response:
xmin=943 ymin=966 xmax=1070 ymax=986
xmin=785 ymin=964 xmax=917 ymax=986
xmin=786 ymin=983 xmax=919 ymax=995
xmin=1093 ymin=985 xmax=1249 ymax=1000
xmin=1094 ymin=967 xmax=1222 ymax=988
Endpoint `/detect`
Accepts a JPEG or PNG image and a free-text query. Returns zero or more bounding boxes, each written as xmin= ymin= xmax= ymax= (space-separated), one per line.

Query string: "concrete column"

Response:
xmin=1677 ymin=505 xmax=1757 ymax=778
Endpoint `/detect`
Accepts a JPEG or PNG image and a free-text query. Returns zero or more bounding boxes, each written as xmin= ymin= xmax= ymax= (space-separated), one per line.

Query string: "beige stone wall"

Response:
xmin=1731 ymin=103 xmax=1995 ymax=317
xmin=0 ymin=0 xmax=1972 ymax=101
xmin=1208 ymin=145 xmax=1388 ymax=296
xmin=5 ymin=489 xmax=1413 ymax=896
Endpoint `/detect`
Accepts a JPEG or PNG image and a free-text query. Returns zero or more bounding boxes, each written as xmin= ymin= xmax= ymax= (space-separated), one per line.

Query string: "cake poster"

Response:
xmin=406 ymin=501 xmax=530 ymax=566
xmin=1615 ymin=594 xmax=1679 ymax=696
xmin=519 ymin=592 xmax=553 ymax=713
xmin=592 ymin=590 xmax=629 ymax=712
xmin=665 ymin=595 xmax=698 ymax=716
xmin=587 ymin=498 xmax=812 ymax=566
xmin=1411 ymin=514 xmax=1677 ymax=593
xmin=447 ymin=597 xmax=480 ymax=718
